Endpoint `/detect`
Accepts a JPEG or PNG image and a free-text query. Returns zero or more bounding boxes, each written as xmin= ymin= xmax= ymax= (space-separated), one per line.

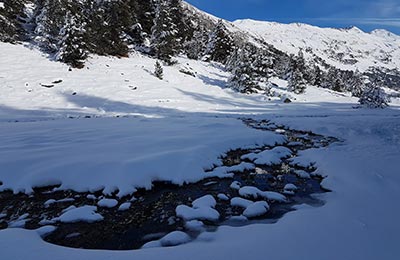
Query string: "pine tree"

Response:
xmin=125 ymin=0 xmax=146 ymax=47
xmin=102 ymin=0 xmax=132 ymax=56
xmin=227 ymin=50 xmax=259 ymax=93
xmin=308 ymin=65 xmax=323 ymax=87
xmin=332 ymin=76 xmax=345 ymax=92
xmin=286 ymin=51 xmax=307 ymax=94
xmin=205 ymin=19 xmax=234 ymax=63
xmin=287 ymin=69 xmax=307 ymax=94
xmin=151 ymin=0 xmax=181 ymax=63
xmin=358 ymin=81 xmax=389 ymax=108
xmin=0 ymin=0 xmax=27 ymax=42
xmin=34 ymin=0 xmax=66 ymax=52
xmin=227 ymin=43 xmax=273 ymax=94
xmin=55 ymin=11 xmax=88 ymax=68
xmin=185 ymin=28 xmax=207 ymax=60
xmin=341 ymin=69 xmax=365 ymax=97
xmin=321 ymin=67 xmax=345 ymax=92
xmin=83 ymin=0 xmax=106 ymax=54
xmin=83 ymin=0 xmax=134 ymax=57
xmin=169 ymin=0 xmax=184 ymax=40
xmin=154 ymin=60 xmax=164 ymax=80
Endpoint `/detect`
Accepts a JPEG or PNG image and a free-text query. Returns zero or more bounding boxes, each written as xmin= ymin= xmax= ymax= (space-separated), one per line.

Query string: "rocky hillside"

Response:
xmin=0 ymin=0 xmax=399 ymax=102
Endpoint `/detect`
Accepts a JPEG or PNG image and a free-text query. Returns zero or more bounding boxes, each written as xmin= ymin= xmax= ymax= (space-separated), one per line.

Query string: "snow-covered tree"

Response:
xmin=184 ymin=28 xmax=208 ymax=60
xmin=343 ymin=69 xmax=365 ymax=97
xmin=331 ymin=76 xmax=345 ymax=92
xmin=226 ymin=43 xmax=273 ymax=94
xmin=0 ymin=0 xmax=27 ymax=42
xmin=286 ymin=51 xmax=307 ymax=94
xmin=205 ymin=19 xmax=234 ymax=63
xmin=154 ymin=60 xmax=164 ymax=79
xmin=320 ymin=67 xmax=344 ymax=92
xmin=151 ymin=0 xmax=182 ymax=63
xmin=34 ymin=0 xmax=67 ymax=52
xmin=55 ymin=11 xmax=88 ymax=68
xmin=358 ymin=81 xmax=389 ymax=108
xmin=307 ymin=65 xmax=323 ymax=87
xmin=101 ymin=0 xmax=133 ymax=56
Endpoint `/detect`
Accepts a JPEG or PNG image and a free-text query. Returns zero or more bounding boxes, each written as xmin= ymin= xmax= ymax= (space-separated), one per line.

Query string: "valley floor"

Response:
xmin=0 ymin=43 xmax=400 ymax=259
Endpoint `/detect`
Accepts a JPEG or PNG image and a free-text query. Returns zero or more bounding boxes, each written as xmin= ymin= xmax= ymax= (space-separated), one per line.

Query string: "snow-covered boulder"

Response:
xmin=241 ymin=146 xmax=293 ymax=165
xmin=160 ymin=231 xmax=191 ymax=247
xmin=97 ymin=198 xmax=118 ymax=208
xmin=176 ymin=205 xmax=220 ymax=222
xmin=54 ymin=206 xmax=104 ymax=223
xmin=239 ymin=186 xmax=287 ymax=202
xmin=230 ymin=197 xmax=253 ymax=208
xmin=243 ymin=201 xmax=270 ymax=218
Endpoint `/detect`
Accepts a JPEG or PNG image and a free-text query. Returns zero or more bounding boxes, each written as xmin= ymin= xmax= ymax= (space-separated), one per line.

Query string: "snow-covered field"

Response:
xmin=1 ymin=42 xmax=400 ymax=259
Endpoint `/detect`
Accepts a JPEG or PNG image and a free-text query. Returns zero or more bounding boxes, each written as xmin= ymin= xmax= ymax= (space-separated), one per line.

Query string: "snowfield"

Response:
xmin=1 ymin=41 xmax=400 ymax=259
xmin=0 ymin=116 xmax=284 ymax=196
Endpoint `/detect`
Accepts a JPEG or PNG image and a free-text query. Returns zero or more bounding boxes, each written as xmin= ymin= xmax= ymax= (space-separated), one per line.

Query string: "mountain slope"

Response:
xmin=0 ymin=41 xmax=362 ymax=122
xmin=234 ymin=19 xmax=400 ymax=72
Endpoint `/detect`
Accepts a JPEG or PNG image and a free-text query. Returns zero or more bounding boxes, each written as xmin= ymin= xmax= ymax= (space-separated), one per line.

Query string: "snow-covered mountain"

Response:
xmin=234 ymin=19 xmax=400 ymax=72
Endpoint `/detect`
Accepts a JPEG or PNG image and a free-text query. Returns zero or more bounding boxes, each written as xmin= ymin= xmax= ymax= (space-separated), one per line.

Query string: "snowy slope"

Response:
xmin=0 ymin=42 xmax=362 ymax=122
xmin=234 ymin=19 xmax=400 ymax=72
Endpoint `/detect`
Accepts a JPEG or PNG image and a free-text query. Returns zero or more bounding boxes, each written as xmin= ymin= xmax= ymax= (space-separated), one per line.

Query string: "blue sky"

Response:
xmin=186 ymin=0 xmax=400 ymax=34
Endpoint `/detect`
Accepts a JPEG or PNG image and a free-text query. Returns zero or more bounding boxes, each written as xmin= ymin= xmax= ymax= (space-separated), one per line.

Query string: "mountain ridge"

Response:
xmin=234 ymin=19 xmax=400 ymax=72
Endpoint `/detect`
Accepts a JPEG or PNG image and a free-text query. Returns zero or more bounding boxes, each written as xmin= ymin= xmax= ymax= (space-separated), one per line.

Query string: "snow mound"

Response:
xmin=36 ymin=226 xmax=57 ymax=237
xmin=176 ymin=195 xmax=220 ymax=222
xmin=217 ymin=193 xmax=229 ymax=201
xmin=97 ymin=198 xmax=118 ymax=208
xmin=241 ymin=146 xmax=292 ymax=165
xmin=283 ymin=183 xmax=298 ymax=195
xmin=176 ymin=205 xmax=220 ymax=222
xmin=230 ymin=181 xmax=242 ymax=190
xmin=44 ymin=198 xmax=74 ymax=207
xmin=160 ymin=231 xmax=191 ymax=247
xmin=230 ymin=197 xmax=253 ymax=208
xmin=209 ymin=162 xmax=255 ymax=177
xmin=53 ymin=206 xmax=103 ymax=223
xmin=185 ymin=220 xmax=204 ymax=231
xmin=284 ymin=184 xmax=298 ymax=191
xmin=289 ymin=156 xmax=315 ymax=168
xmin=239 ymin=186 xmax=287 ymax=202
xmin=118 ymin=202 xmax=131 ymax=211
xmin=243 ymin=201 xmax=270 ymax=218
xmin=192 ymin=195 xmax=216 ymax=209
